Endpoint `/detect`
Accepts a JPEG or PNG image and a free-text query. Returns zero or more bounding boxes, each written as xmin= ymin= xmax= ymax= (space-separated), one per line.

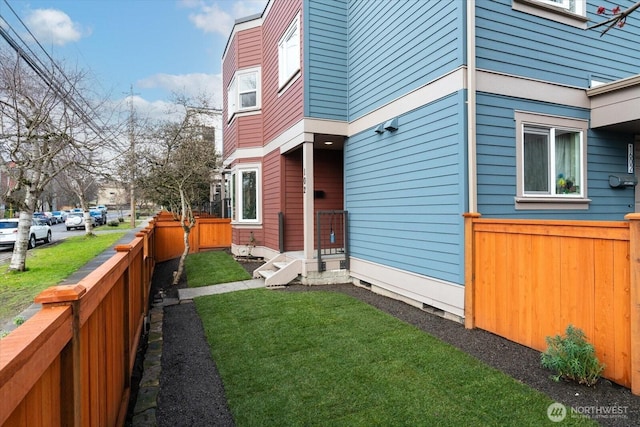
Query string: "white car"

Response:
xmin=65 ymin=212 xmax=96 ymax=230
xmin=0 ymin=218 xmax=52 ymax=249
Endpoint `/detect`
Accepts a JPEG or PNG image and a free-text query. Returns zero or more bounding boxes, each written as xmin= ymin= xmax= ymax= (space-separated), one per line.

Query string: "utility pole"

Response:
xmin=128 ymin=85 xmax=137 ymax=227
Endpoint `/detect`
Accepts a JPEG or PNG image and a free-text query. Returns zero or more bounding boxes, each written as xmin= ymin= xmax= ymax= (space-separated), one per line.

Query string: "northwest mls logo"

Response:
xmin=547 ymin=402 xmax=567 ymax=422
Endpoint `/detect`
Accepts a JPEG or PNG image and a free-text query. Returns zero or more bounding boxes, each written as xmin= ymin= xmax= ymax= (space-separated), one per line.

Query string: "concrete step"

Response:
xmin=258 ymin=270 xmax=276 ymax=279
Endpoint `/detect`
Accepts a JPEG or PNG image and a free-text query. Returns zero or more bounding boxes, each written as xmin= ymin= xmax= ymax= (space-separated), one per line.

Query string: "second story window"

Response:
xmin=278 ymin=15 xmax=300 ymax=89
xmin=536 ymin=0 xmax=584 ymax=15
xmin=227 ymin=67 xmax=261 ymax=119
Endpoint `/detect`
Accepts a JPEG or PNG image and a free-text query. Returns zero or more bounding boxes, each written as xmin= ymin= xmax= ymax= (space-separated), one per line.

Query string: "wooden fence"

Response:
xmin=464 ymin=213 xmax=640 ymax=394
xmin=0 ymin=225 xmax=155 ymax=426
xmin=153 ymin=212 xmax=232 ymax=262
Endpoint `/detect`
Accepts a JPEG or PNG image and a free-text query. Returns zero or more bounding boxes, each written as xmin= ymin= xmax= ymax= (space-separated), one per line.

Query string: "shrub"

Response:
xmin=108 ymin=220 xmax=120 ymax=227
xmin=118 ymin=217 xmax=124 ymax=223
xmin=541 ymin=324 xmax=604 ymax=386
xmin=13 ymin=316 xmax=25 ymax=326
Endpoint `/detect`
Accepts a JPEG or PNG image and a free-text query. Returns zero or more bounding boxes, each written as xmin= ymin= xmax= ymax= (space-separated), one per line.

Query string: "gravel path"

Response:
xmin=151 ymin=258 xmax=640 ymax=426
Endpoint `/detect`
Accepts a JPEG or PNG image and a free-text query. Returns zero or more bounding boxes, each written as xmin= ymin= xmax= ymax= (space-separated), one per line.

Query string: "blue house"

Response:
xmin=224 ymin=0 xmax=640 ymax=321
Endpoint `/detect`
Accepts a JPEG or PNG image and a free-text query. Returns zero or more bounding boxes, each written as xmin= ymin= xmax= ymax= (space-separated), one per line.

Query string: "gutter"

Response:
xmin=466 ymin=0 xmax=477 ymax=213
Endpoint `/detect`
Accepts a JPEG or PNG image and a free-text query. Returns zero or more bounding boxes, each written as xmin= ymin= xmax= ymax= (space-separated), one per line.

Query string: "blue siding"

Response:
xmin=345 ymin=93 xmax=467 ymax=284
xmin=346 ymin=0 xmax=464 ymax=120
xmin=305 ymin=0 xmax=348 ymax=120
xmin=476 ymin=93 xmax=635 ymax=219
xmin=476 ymin=0 xmax=640 ymax=87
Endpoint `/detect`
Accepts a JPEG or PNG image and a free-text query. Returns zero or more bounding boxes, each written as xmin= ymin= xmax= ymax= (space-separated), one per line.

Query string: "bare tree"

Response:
xmin=0 ymin=48 xmax=106 ymax=271
xmin=137 ymin=96 xmax=217 ymax=284
xmin=55 ymin=162 xmax=100 ymax=235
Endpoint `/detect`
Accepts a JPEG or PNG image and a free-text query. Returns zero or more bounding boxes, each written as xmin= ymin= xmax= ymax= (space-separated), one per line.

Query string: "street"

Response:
xmin=0 ymin=212 xmax=119 ymax=264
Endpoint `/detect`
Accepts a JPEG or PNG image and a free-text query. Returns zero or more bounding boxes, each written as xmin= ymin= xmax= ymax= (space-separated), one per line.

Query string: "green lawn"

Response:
xmin=195 ymin=290 xmax=595 ymax=426
xmin=185 ymin=250 xmax=251 ymax=287
xmin=0 ymin=232 xmax=126 ymax=327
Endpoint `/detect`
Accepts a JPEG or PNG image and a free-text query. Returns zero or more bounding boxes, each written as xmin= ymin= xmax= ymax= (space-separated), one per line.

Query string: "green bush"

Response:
xmin=541 ymin=325 xmax=604 ymax=386
xmin=118 ymin=217 xmax=124 ymax=223
xmin=108 ymin=220 xmax=120 ymax=227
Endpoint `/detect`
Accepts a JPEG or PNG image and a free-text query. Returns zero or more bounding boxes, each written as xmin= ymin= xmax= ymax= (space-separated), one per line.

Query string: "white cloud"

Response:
xmin=137 ymin=73 xmax=223 ymax=108
xmin=25 ymin=9 xmax=85 ymax=46
xmin=181 ymin=0 xmax=267 ymax=37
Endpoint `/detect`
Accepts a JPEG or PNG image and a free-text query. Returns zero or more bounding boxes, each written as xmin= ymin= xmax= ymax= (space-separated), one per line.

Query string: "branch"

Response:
xmin=588 ymin=1 xmax=640 ymax=36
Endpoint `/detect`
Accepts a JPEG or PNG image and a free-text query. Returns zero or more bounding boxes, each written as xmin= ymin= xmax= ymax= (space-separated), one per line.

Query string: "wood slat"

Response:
xmin=467 ymin=217 xmax=634 ymax=390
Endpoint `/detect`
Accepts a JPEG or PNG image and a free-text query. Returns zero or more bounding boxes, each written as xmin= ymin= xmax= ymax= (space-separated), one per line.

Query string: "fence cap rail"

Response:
xmin=35 ymin=284 xmax=86 ymax=304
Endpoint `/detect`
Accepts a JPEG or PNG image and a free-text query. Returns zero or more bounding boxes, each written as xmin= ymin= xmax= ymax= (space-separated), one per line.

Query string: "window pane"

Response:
xmin=231 ymin=173 xmax=236 ymax=220
xmin=240 ymin=92 xmax=256 ymax=108
xmin=523 ymin=129 xmax=549 ymax=193
xmin=239 ymin=74 xmax=256 ymax=92
xmin=241 ymin=171 xmax=257 ymax=220
xmin=555 ymin=130 xmax=580 ymax=194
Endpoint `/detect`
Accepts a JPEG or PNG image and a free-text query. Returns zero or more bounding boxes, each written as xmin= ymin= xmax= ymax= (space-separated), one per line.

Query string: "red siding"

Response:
xmin=222 ymin=24 xmax=263 ymax=157
xmin=263 ymin=150 xmax=282 ymax=250
xmin=237 ymin=28 xmax=262 ymax=68
xmin=284 ymin=149 xmax=304 ymax=251
xmin=237 ymin=115 xmax=263 ymax=148
xmin=262 ymin=0 xmax=304 ymax=145
xmin=314 ymin=150 xmax=344 ymax=212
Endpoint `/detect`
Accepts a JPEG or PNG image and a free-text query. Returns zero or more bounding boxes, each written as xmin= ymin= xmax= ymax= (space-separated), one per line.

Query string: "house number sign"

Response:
xmin=303 ymin=168 xmax=306 ymax=193
xmin=628 ymin=143 xmax=634 ymax=174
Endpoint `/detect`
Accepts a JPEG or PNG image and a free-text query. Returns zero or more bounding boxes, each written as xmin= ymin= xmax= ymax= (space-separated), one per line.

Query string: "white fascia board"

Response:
xmin=348 ymin=67 xmax=467 ymax=136
xmin=476 ymin=69 xmax=590 ymax=109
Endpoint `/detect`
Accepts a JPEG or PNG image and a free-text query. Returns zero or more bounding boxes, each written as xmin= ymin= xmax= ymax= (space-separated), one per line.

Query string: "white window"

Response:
xmin=536 ymin=0 xmax=584 ymax=15
xmin=515 ymin=112 xmax=589 ymax=209
xmin=227 ymin=67 xmax=261 ymax=119
xmin=278 ymin=15 xmax=300 ymax=89
xmin=513 ymin=0 xmax=587 ymax=28
xmin=230 ymin=166 xmax=261 ymax=223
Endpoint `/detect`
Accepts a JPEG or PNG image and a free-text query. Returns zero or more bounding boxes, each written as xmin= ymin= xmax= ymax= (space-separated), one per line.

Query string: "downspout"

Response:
xmin=466 ymin=0 xmax=477 ymax=213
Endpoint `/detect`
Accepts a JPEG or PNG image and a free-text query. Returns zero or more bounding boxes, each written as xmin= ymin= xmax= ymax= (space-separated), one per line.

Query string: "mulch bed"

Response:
xmin=151 ymin=257 xmax=640 ymax=426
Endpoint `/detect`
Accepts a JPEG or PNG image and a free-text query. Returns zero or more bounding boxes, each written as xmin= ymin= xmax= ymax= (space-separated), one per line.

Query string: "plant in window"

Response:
xmin=541 ymin=325 xmax=605 ymax=386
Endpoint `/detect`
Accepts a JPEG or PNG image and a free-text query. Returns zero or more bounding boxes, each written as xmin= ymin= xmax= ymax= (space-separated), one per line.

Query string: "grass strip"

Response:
xmin=195 ymin=290 xmax=595 ymax=426
xmin=0 ymin=232 xmax=126 ymax=325
xmin=185 ymin=250 xmax=251 ymax=287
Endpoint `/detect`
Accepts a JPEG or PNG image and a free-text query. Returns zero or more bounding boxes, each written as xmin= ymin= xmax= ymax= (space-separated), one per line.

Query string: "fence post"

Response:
xmin=463 ymin=212 xmax=481 ymax=329
xmin=625 ymin=213 xmax=640 ymax=395
xmin=35 ymin=284 xmax=87 ymax=426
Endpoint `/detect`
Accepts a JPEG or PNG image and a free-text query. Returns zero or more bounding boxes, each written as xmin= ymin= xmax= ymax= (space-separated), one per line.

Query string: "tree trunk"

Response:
xmin=8 ymin=211 xmax=32 ymax=271
xmin=173 ymin=226 xmax=190 ymax=286
xmin=8 ymin=187 xmax=38 ymax=272
xmin=172 ymin=187 xmax=196 ymax=285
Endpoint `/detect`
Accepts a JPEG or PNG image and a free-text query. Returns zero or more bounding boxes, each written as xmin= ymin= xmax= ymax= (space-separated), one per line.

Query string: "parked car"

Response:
xmin=89 ymin=209 xmax=106 ymax=226
xmin=0 ymin=218 xmax=52 ymax=249
xmin=51 ymin=210 xmax=68 ymax=223
xmin=33 ymin=212 xmax=52 ymax=225
xmin=65 ymin=212 xmax=96 ymax=230
xmin=43 ymin=211 xmax=58 ymax=224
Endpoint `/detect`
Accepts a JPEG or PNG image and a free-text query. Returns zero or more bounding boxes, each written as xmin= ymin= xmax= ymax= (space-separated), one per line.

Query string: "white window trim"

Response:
xmin=278 ymin=14 xmax=301 ymax=91
xmin=514 ymin=111 xmax=590 ymax=210
xmin=513 ymin=0 xmax=588 ymax=28
xmin=227 ymin=67 xmax=261 ymax=123
xmin=232 ymin=164 xmax=261 ymax=224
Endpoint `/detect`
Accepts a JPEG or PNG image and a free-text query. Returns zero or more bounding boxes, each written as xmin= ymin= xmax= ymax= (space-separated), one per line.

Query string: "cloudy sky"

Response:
xmin=0 ymin=0 xmax=268 ymax=120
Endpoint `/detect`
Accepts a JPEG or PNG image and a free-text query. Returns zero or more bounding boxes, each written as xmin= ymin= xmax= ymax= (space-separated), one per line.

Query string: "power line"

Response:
xmin=0 ymin=0 xmax=112 ymax=143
